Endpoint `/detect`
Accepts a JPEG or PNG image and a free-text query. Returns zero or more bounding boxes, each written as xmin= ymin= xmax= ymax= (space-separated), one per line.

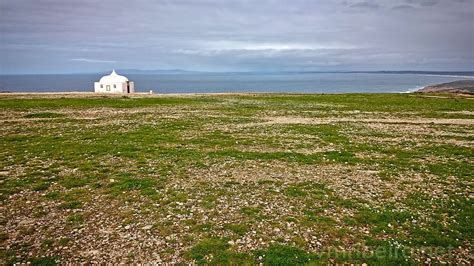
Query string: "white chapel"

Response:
xmin=94 ymin=70 xmax=135 ymax=93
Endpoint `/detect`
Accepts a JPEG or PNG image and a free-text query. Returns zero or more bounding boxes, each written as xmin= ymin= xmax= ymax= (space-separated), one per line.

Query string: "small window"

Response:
xmin=113 ymin=84 xmax=117 ymax=88
xmin=100 ymin=84 xmax=103 ymax=88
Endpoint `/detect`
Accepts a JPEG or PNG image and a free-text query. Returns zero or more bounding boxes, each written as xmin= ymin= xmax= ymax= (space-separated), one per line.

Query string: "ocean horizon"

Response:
xmin=1 ymin=72 xmax=473 ymax=94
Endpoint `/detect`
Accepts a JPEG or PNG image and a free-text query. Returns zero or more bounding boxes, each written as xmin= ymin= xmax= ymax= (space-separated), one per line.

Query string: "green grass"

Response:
xmin=58 ymin=200 xmax=82 ymax=209
xmin=108 ymin=175 xmax=160 ymax=197
xmin=255 ymin=244 xmax=317 ymax=265
xmin=224 ymin=223 xmax=249 ymax=236
xmin=1 ymin=93 xmax=472 ymax=263
xmin=66 ymin=214 xmax=84 ymax=227
xmin=59 ymin=176 xmax=94 ymax=189
xmin=404 ymin=193 xmax=473 ymax=247
xmin=0 ymin=232 xmax=8 ymax=242
xmin=354 ymin=208 xmax=415 ymax=234
xmin=32 ymin=181 xmax=52 ymax=191
xmin=240 ymin=207 xmax=261 ymax=216
xmin=0 ymin=97 xmax=219 ymax=109
xmin=285 ymin=186 xmax=307 ymax=197
xmin=192 ymin=223 xmax=213 ymax=233
xmin=185 ymin=238 xmax=253 ymax=265
xmin=58 ymin=237 xmax=71 ymax=246
xmin=30 ymin=256 xmax=58 ymax=266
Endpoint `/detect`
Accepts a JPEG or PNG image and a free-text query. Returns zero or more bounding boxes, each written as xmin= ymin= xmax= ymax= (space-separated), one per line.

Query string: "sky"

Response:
xmin=0 ymin=0 xmax=473 ymax=74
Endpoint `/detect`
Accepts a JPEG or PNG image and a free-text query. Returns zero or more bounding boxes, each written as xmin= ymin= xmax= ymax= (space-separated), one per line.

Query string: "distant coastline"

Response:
xmin=417 ymin=80 xmax=474 ymax=95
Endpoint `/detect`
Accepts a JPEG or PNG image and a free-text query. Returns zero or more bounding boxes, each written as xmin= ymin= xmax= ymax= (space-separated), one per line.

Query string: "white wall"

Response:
xmin=94 ymin=82 xmax=130 ymax=93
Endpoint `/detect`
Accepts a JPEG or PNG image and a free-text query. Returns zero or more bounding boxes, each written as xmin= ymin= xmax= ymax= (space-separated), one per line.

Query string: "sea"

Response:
xmin=1 ymin=72 xmax=473 ymax=94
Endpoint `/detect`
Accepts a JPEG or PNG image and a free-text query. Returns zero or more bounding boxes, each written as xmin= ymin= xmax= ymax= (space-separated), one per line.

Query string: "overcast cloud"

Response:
xmin=0 ymin=0 xmax=473 ymax=74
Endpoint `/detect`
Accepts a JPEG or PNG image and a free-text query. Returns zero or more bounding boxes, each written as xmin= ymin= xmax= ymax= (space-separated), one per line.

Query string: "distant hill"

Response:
xmin=361 ymin=71 xmax=474 ymax=76
xmin=116 ymin=70 xmax=474 ymax=76
xmin=118 ymin=69 xmax=202 ymax=74
xmin=418 ymin=80 xmax=474 ymax=94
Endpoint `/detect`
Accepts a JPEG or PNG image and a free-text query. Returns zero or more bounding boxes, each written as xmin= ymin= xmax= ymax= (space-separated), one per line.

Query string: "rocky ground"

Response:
xmin=0 ymin=93 xmax=473 ymax=264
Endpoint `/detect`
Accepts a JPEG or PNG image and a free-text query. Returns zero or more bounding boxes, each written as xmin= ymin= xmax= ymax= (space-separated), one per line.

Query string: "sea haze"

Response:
xmin=1 ymin=72 xmax=473 ymax=94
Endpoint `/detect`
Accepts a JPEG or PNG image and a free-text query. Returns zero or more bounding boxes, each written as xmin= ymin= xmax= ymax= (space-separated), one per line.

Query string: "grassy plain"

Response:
xmin=0 ymin=93 xmax=472 ymax=264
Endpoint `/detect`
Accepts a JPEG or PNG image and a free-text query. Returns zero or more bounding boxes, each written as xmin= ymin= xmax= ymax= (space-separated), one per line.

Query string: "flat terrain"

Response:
xmin=0 ymin=93 xmax=473 ymax=264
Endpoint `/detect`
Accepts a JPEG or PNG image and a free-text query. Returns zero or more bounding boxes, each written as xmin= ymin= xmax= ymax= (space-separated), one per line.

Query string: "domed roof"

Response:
xmin=99 ymin=70 xmax=129 ymax=83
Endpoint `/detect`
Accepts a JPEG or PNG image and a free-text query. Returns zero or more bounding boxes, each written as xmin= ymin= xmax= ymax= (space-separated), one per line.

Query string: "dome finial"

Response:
xmin=99 ymin=69 xmax=129 ymax=83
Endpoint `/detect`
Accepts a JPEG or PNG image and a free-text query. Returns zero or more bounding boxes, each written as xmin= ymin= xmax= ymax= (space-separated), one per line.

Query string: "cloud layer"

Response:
xmin=1 ymin=0 xmax=473 ymax=73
